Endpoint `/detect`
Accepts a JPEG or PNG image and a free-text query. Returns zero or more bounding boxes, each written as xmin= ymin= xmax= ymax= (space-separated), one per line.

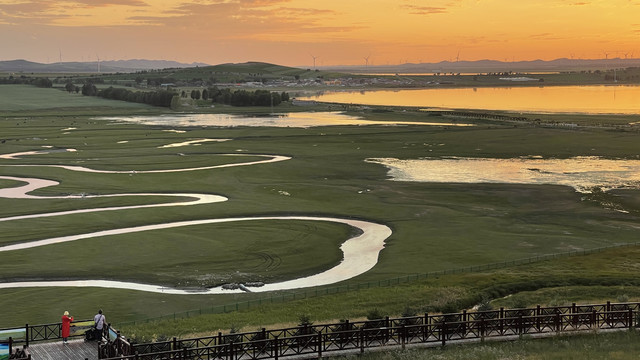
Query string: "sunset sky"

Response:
xmin=1 ymin=0 xmax=639 ymax=66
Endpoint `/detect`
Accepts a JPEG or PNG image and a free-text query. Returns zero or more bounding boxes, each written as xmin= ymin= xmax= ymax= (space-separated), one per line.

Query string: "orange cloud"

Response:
xmin=128 ymin=0 xmax=351 ymax=42
xmin=0 ymin=0 xmax=148 ymax=26
xmin=1 ymin=0 xmax=639 ymax=66
xmin=402 ymin=5 xmax=448 ymax=15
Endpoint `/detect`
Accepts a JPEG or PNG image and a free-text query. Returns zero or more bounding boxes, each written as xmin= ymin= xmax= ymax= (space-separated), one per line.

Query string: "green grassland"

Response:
xmin=0 ymin=85 xmax=156 ymax=113
xmin=112 ymin=244 xmax=640 ymax=341
xmin=93 ymin=61 xmax=345 ymax=84
xmin=0 ymin=83 xmax=638 ymax=354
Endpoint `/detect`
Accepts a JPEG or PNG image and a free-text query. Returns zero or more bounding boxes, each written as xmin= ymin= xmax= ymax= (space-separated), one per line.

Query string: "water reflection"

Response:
xmin=301 ymin=86 xmax=640 ymax=114
xmin=96 ymin=112 xmax=473 ymax=128
xmin=368 ymin=156 xmax=640 ymax=193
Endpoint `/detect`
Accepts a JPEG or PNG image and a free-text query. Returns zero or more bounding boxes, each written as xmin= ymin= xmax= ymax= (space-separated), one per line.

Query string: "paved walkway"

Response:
xmin=27 ymin=338 xmax=99 ymax=360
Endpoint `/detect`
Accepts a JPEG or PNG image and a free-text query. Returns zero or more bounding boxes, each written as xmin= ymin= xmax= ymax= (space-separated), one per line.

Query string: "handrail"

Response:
xmin=0 ymin=318 xmax=94 ymax=346
xmin=112 ymin=301 xmax=638 ymax=360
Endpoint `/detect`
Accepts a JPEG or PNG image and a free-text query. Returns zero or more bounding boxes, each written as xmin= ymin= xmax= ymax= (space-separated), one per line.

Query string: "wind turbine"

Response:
xmin=310 ymin=54 xmax=318 ymax=70
xmin=456 ymin=50 xmax=460 ymax=62
xmin=363 ymin=55 xmax=371 ymax=67
xmin=96 ymin=54 xmax=101 ymax=73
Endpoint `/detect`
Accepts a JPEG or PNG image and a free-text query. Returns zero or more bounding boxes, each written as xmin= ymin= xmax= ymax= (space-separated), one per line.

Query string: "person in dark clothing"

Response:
xmin=93 ymin=309 xmax=106 ymax=340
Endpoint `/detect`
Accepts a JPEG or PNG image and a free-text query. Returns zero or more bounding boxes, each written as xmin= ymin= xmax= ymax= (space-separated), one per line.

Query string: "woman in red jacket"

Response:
xmin=61 ymin=311 xmax=73 ymax=344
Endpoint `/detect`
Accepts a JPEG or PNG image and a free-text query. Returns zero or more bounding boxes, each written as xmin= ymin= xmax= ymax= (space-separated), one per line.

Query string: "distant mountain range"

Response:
xmin=0 ymin=59 xmax=210 ymax=73
xmin=322 ymin=58 xmax=640 ymax=74
xmin=3 ymin=58 xmax=640 ymax=75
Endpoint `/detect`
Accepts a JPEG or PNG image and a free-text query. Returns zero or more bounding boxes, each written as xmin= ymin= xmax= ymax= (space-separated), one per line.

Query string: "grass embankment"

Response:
xmin=0 ymin=84 xmax=160 ymax=116
xmin=0 ymin=85 xmax=638 ymax=353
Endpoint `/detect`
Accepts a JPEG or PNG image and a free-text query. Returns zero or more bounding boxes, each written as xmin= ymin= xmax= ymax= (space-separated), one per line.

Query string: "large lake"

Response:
xmin=299 ymin=85 xmax=640 ymax=114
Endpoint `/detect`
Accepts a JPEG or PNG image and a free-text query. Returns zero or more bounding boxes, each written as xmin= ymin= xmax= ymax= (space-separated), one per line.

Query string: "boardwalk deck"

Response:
xmin=27 ymin=338 xmax=99 ymax=360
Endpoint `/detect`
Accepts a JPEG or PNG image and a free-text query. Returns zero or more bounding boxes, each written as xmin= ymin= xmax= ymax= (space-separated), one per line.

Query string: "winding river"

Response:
xmin=0 ymin=148 xmax=392 ymax=294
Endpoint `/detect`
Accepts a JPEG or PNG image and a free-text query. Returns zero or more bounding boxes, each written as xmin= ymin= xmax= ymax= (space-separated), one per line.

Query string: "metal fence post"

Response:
xmin=274 ymin=336 xmax=279 ymax=360
xmin=518 ymin=315 xmax=523 ymax=337
xmin=462 ymin=310 xmax=467 ymax=334
xmin=385 ymin=316 xmax=390 ymax=343
xmin=317 ymin=331 xmax=322 ymax=357
xmin=24 ymin=324 xmax=29 ymax=347
xmin=441 ymin=319 xmax=447 ymax=347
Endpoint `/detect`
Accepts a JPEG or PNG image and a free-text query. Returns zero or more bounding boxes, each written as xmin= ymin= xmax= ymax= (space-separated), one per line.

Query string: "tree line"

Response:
xmin=81 ymin=83 xmax=177 ymax=107
xmin=0 ymin=76 xmax=52 ymax=88
xmin=184 ymin=87 xmax=290 ymax=107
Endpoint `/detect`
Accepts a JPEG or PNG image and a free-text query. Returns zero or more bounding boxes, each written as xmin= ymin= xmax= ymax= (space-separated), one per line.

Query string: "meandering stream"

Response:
xmin=0 ymin=148 xmax=392 ymax=294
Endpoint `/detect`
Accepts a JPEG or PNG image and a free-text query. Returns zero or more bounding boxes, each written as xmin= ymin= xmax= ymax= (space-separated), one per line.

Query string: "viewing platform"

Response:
xmin=27 ymin=339 xmax=98 ymax=360
xmin=0 ymin=320 xmax=123 ymax=360
xmin=1 ymin=301 xmax=639 ymax=360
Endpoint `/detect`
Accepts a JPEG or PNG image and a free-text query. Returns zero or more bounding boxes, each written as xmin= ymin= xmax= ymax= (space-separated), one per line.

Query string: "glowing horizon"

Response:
xmin=1 ymin=0 xmax=639 ymax=67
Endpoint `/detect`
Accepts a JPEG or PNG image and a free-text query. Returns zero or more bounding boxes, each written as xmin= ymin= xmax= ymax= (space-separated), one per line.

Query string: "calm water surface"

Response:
xmin=301 ymin=86 xmax=640 ymax=114
xmin=368 ymin=157 xmax=640 ymax=193
xmin=98 ymin=112 xmax=472 ymax=127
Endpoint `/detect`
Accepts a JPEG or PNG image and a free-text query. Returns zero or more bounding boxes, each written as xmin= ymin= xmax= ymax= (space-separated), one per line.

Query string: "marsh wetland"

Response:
xmin=0 ymin=72 xmax=638 ymax=353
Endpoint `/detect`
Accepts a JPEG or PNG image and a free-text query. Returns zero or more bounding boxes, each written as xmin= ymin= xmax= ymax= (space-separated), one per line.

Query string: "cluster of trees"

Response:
xmin=0 ymin=76 xmax=52 ymax=88
xmin=65 ymin=81 xmax=80 ymax=93
xmin=81 ymin=83 xmax=176 ymax=107
xmin=221 ymin=89 xmax=289 ymax=106
xmin=183 ymin=87 xmax=290 ymax=107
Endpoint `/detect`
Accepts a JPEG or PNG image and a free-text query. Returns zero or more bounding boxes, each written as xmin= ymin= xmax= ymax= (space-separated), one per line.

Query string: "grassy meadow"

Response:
xmin=0 ymin=82 xmax=638 ymax=355
xmin=0 ymin=84 xmax=159 ymax=116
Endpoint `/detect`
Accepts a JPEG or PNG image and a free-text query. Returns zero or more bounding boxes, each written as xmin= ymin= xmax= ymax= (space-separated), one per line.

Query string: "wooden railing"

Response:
xmin=0 ymin=319 xmax=94 ymax=346
xmin=99 ymin=328 xmax=133 ymax=359
xmin=105 ymin=301 xmax=639 ymax=360
xmin=0 ymin=319 xmax=129 ymax=359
